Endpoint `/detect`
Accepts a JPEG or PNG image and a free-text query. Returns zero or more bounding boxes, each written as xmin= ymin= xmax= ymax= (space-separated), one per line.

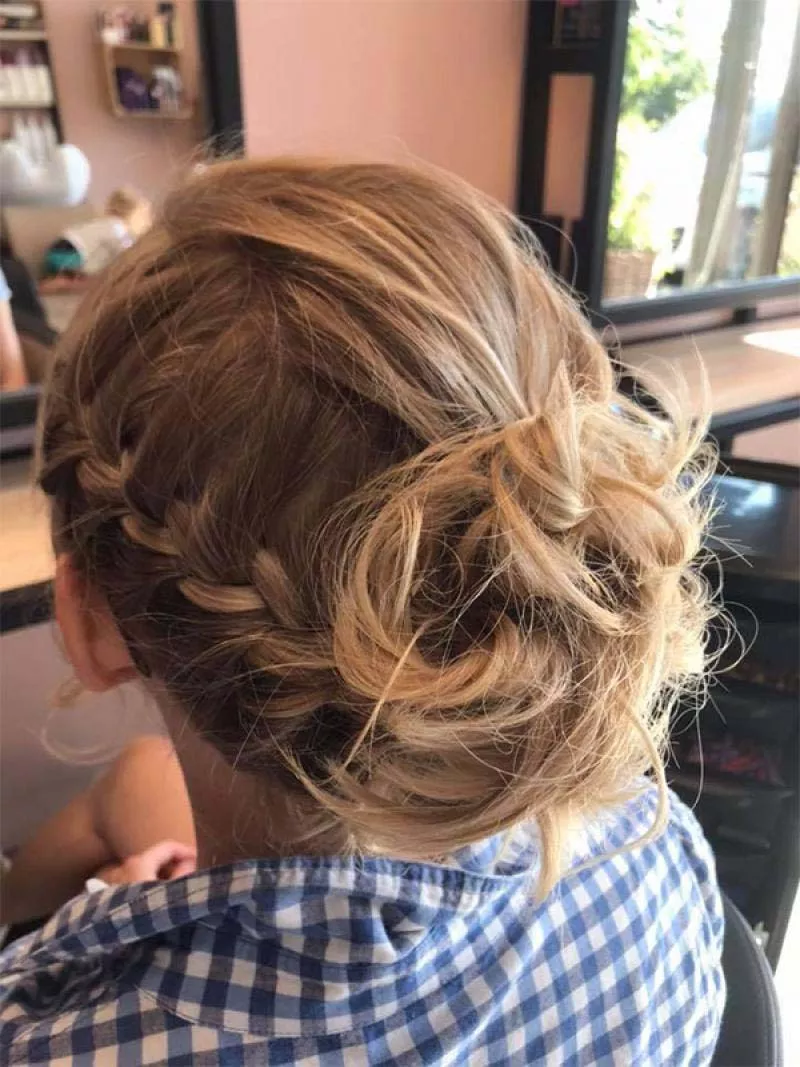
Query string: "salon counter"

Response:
xmin=0 ymin=458 xmax=52 ymax=598
xmin=619 ymin=316 xmax=800 ymax=417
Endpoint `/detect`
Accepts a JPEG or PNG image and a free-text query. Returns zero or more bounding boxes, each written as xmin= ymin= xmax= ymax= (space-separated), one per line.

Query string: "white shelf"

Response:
xmin=0 ymin=28 xmax=47 ymax=41
xmin=0 ymin=98 xmax=54 ymax=108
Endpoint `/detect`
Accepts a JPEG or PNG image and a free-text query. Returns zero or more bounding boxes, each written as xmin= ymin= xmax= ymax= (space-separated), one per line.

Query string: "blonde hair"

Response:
xmin=39 ymin=159 xmax=714 ymax=889
xmin=105 ymin=186 xmax=152 ymax=237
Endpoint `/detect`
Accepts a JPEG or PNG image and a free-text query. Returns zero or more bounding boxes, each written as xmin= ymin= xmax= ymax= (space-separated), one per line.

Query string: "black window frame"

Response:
xmin=517 ymin=0 xmax=800 ymax=333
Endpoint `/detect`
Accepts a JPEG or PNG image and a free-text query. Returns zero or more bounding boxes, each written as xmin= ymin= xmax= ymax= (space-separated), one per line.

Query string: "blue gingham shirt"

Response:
xmin=0 ymin=786 xmax=724 ymax=1065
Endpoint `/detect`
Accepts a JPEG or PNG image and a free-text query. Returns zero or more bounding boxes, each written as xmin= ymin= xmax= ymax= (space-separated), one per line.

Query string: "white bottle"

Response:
xmin=11 ymin=112 xmax=26 ymax=147
xmin=42 ymin=113 xmax=58 ymax=156
xmin=17 ymin=48 xmax=38 ymax=102
xmin=7 ymin=61 xmax=26 ymax=102
xmin=20 ymin=115 xmax=35 ymax=162
xmin=0 ymin=57 xmax=9 ymax=104
xmin=33 ymin=64 xmax=51 ymax=104
xmin=30 ymin=115 xmax=47 ymax=164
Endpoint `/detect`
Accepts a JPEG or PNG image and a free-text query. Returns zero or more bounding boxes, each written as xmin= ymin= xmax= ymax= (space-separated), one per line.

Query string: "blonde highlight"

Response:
xmin=39 ymin=158 xmax=716 ymax=891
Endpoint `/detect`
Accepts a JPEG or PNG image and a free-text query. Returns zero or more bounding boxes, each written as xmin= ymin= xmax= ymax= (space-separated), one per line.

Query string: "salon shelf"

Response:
xmin=0 ymin=29 xmax=47 ymax=41
xmin=110 ymin=106 xmax=193 ymax=121
xmin=103 ymin=39 xmax=182 ymax=54
xmin=0 ymin=98 xmax=54 ymax=108
xmin=100 ymin=29 xmax=189 ymax=123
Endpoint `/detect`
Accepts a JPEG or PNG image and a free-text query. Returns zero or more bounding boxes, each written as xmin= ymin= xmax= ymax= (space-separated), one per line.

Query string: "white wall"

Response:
xmin=0 ymin=621 xmax=161 ymax=850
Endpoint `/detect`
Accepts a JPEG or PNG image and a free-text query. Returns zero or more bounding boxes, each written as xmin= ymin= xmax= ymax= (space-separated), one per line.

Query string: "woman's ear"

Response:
xmin=54 ymin=554 xmax=137 ymax=692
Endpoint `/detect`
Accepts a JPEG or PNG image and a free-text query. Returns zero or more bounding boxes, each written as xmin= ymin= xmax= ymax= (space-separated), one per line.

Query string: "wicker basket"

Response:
xmin=603 ymin=249 xmax=656 ymax=301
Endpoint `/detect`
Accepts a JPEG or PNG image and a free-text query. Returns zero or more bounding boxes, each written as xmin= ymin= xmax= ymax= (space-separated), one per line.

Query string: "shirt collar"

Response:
xmin=16 ymin=829 xmax=539 ymax=974
xmin=1 ymin=793 xmax=661 ymax=1038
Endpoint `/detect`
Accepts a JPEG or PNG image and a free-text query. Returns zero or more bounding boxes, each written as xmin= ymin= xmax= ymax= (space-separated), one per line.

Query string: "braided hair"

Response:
xmin=39 ymin=159 xmax=715 ymax=886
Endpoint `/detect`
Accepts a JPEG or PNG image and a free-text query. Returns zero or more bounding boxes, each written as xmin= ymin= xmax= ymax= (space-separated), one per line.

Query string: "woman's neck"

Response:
xmin=160 ymin=699 xmax=312 ymax=868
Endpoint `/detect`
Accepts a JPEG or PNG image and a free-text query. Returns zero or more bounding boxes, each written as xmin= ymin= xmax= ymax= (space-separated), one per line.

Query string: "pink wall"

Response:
xmin=42 ymin=0 xmax=204 ymax=206
xmin=734 ymin=420 xmax=800 ymax=464
xmin=236 ymin=0 xmax=527 ymax=207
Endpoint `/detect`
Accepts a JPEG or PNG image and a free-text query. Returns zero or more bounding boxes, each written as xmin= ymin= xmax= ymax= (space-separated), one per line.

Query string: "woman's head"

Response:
xmin=40 ymin=159 xmax=713 ymax=883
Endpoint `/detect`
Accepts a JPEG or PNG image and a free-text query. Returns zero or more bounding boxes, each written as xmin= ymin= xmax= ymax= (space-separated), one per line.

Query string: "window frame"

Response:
xmin=516 ymin=0 xmax=800 ymax=336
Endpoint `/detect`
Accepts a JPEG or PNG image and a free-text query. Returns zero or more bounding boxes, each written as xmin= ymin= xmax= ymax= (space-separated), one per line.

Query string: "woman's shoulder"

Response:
xmin=555 ymin=783 xmax=725 ymax=982
xmin=537 ymin=784 xmax=725 ymax=1062
xmin=574 ymin=781 xmax=719 ymax=877
xmin=564 ymin=782 xmax=726 ymax=1009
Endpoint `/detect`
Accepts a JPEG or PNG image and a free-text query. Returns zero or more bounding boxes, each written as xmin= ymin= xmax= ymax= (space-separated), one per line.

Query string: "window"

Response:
xmin=603 ymin=0 xmax=800 ymax=306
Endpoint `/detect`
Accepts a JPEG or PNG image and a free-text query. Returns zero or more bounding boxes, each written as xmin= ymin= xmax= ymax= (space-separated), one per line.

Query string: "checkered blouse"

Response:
xmin=0 ymin=786 xmax=724 ymax=1065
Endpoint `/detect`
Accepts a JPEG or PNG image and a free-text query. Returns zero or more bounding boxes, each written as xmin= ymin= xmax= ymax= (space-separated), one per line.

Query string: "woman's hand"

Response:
xmin=95 ymin=840 xmax=197 ymax=886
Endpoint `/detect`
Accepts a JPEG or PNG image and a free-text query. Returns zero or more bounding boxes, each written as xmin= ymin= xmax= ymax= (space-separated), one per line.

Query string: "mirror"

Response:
xmin=0 ymin=1 xmax=212 ymax=446
xmin=603 ymin=0 xmax=800 ymax=306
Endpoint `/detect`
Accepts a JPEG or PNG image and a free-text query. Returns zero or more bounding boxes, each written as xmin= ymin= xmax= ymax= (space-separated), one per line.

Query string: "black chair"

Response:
xmin=712 ymin=894 xmax=783 ymax=1066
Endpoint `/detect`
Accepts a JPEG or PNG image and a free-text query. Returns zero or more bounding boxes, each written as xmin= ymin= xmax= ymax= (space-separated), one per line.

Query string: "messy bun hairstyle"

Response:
xmin=40 ymin=159 xmax=714 ymax=888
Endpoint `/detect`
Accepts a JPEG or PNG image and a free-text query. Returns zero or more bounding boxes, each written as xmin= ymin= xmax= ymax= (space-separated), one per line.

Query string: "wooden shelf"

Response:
xmin=100 ymin=29 xmax=190 ymax=123
xmin=102 ymin=39 xmax=182 ymax=54
xmin=111 ymin=106 xmax=193 ymax=121
xmin=0 ymin=28 xmax=47 ymax=41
